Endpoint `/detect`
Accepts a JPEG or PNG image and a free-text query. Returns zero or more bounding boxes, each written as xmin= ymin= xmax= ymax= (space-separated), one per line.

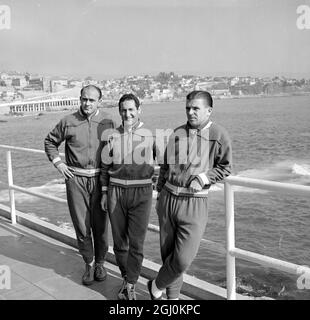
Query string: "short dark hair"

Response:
xmin=80 ymin=85 xmax=102 ymax=100
xmin=118 ymin=93 xmax=140 ymax=110
xmin=186 ymin=90 xmax=213 ymax=108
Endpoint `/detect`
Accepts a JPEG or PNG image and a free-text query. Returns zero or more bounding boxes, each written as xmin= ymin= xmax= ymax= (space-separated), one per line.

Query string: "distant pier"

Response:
xmin=0 ymin=97 xmax=118 ymax=115
xmin=0 ymin=98 xmax=80 ymax=115
xmin=0 ymin=98 xmax=79 ymax=113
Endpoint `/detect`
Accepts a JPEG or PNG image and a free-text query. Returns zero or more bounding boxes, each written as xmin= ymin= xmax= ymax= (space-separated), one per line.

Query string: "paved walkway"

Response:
xmin=0 ymin=217 xmax=165 ymax=300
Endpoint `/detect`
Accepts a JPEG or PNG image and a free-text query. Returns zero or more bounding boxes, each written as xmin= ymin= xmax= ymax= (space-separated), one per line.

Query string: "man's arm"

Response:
xmin=44 ymin=119 xmax=65 ymax=166
xmin=156 ymin=149 xmax=169 ymax=194
xmin=155 ymin=127 xmax=177 ymax=194
xmin=100 ymin=135 xmax=113 ymax=211
xmin=206 ymin=134 xmax=232 ymax=184
xmin=198 ymin=133 xmax=232 ymax=187
xmin=44 ymin=119 xmax=74 ymax=179
xmin=189 ymin=130 xmax=232 ymax=191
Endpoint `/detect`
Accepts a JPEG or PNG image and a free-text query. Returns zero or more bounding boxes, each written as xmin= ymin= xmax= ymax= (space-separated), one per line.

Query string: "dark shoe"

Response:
xmin=127 ymin=283 xmax=137 ymax=300
xmin=94 ymin=263 xmax=107 ymax=281
xmin=147 ymin=280 xmax=162 ymax=300
xmin=118 ymin=277 xmax=128 ymax=300
xmin=82 ymin=263 xmax=93 ymax=286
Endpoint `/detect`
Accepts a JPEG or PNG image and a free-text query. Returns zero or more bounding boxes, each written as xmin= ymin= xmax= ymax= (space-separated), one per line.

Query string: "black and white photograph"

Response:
xmin=0 ymin=0 xmax=310 ymax=308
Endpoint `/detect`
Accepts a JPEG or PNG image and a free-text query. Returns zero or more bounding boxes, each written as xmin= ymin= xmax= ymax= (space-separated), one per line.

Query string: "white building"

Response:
xmin=211 ymin=89 xmax=231 ymax=96
xmin=0 ymin=73 xmax=10 ymax=80
xmin=50 ymin=79 xmax=68 ymax=92
xmin=195 ymin=82 xmax=213 ymax=91
xmin=2 ymin=97 xmax=79 ymax=114
xmin=12 ymin=77 xmax=28 ymax=88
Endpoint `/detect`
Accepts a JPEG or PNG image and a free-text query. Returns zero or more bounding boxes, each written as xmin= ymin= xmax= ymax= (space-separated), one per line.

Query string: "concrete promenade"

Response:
xmin=0 ymin=205 xmax=252 ymax=300
xmin=0 ymin=216 xmax=158 ymax=300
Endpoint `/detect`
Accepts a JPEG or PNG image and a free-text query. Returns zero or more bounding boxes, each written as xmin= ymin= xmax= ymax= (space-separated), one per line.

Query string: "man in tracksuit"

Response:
xmin=44 ymin=85 xmax=115 ymax=286
xmin=101 ymin=93 xmax=155 ymax=300
xmin=148 ymin=90 xmax=232 ymax=300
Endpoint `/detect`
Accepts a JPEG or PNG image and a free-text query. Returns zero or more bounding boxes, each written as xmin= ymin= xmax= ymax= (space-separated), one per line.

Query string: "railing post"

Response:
xmin=6 ymin=150 xmax=16 ymax=224
xmin=225 ymin=181 xmax=236 ymax=300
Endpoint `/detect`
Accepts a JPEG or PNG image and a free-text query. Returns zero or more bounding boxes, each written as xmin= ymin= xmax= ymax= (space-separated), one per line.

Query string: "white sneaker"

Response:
xmin=127 ymin=283 xmax=137 ymax=300
xmin=118 ymin=277 xmax=128 ymax=300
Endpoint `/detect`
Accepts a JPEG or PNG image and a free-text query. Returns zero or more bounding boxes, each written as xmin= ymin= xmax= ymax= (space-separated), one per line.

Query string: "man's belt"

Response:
xmin=164 ymin=181 xmax=209 ymax=197
xmin=70 ymin=167 xmax=101 ymax=177
xmin=110 ymin=177 xmax=152 ymax=187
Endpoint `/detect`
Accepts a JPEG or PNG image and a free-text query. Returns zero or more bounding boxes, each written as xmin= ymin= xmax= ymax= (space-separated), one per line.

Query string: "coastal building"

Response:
xmin=0 ymin=72 xmax=14 ymax=86
xmin=0 ymin=87 xmax=19 ymax=102
xmin=0 ymin=72 xmax=10 ymax=80
xmin=195 ymin=81 xmax=213 ymax=91
xmin=24 ymin=77 xmax=45 ymax=91
xmin=68 ymin=80 xmax=84 ymax=88
xmin=50 ymin=79 xmax=68 ymax=93
xmin=230 ymin=77 xmax=240 ymax=86
xmin=84 ymin=79 xmax=100 ymax=86
xmin=0 ymin=97 xmax=79 ymax=115
xmin=11 ymin=76 xmax=28 ymax=88
xmin=211 ymin=88 xmax=231 ymax=97
xmin=0 ymin=73 xmax=13 ymax=86
xmin=162 ymin=88 xmax=174 ymax=99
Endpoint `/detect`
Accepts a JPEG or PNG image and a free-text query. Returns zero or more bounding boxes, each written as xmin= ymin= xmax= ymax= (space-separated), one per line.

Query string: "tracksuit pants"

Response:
xmin=108 ymin=184 xmax=153 ymax=284
xmin=66 ymin=175 xmax=109 ymax=265
xmin=155 ymin=188 xmax=209 ymax=299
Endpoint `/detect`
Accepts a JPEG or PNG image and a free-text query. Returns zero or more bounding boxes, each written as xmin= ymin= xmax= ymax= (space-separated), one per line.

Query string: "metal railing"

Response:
xmin=223 ymin=176 xmax=310 ymax=299
xmin=1 ymin=144 xmax=310 ymax=300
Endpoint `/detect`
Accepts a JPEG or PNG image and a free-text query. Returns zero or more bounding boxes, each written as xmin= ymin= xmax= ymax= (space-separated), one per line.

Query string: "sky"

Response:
xmin=1 ymin=0 xmax=310 ymax=79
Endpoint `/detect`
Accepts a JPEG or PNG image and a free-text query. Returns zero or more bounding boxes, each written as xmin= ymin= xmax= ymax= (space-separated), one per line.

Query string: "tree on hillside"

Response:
xmin=155 ymin=72 xmax=179 ymax=84
xmin=25 ymin=73 xmax=30 ymax=82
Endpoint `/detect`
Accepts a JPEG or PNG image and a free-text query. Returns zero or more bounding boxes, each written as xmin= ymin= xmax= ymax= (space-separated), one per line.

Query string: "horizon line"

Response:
xmin=1 ymin=69 xmax=310 ymax=80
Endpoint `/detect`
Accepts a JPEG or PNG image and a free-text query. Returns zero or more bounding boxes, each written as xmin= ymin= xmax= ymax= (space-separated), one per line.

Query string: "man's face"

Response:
xmin=80 ymin=88 xmax=100 ymax=116
xmin=119 ymin=99 xmax=140 ymax=126
xmin=186 ymin=98 xmax=212 ymax=128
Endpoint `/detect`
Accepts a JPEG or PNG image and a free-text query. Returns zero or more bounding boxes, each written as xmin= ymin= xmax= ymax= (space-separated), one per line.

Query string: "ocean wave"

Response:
xmin=57 ymin=221 xmax=74 ymax=232
xmin=208 ymin=161 xmax=310 ymax=195
xmin=219 ymin=274 xmax=294 ymax=299
xmin=209 ymin=183 xmax=266 ymax=194
xmin=292 ymin=164 xmax=310 ymax=176
xmin=236 ymin=161 xmax=310 ymax=184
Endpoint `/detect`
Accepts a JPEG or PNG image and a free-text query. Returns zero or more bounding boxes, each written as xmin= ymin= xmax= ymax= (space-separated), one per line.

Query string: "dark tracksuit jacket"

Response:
xmin=44 ymin=108 xmax=115 ymax=264
xmin=155 ymin=120 xmax=232 ymax=298
xmin=101 ymin=121 xmax=155 ymax=284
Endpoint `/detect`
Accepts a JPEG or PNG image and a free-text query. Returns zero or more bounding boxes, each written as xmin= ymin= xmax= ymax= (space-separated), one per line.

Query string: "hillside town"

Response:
xmin=1 ymin=70 xmax=310 ymax=107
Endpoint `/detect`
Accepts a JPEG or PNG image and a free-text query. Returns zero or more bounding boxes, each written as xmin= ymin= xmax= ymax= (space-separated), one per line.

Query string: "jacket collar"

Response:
xmin=186 ymin=119 xmax=212 ymax=132
xmin=79 ymin=108 xmax=99 ymax=119
xmin=120 ymin=120 xmax=143 ymax=133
